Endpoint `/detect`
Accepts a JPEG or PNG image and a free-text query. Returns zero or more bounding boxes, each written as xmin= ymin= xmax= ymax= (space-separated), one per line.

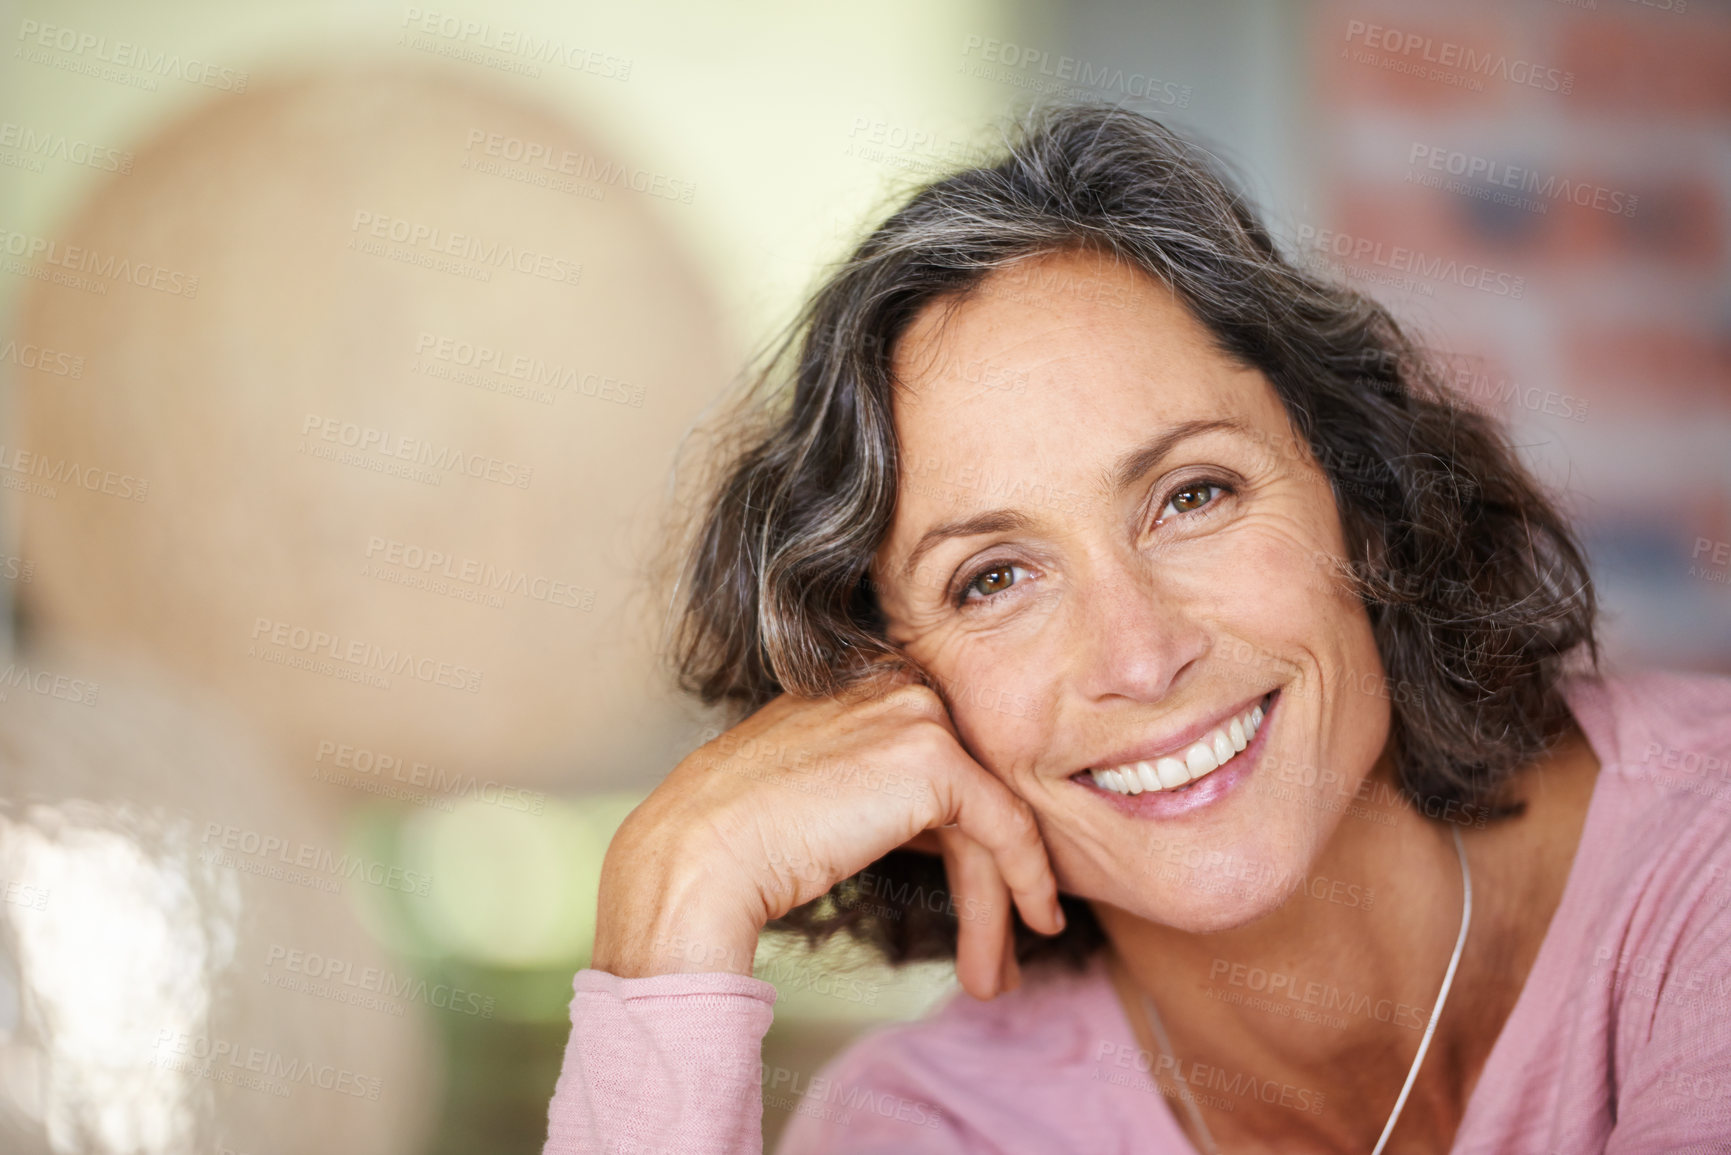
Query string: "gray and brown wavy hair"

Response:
xmin=665 ymin=104 xmax=1596 ymax=969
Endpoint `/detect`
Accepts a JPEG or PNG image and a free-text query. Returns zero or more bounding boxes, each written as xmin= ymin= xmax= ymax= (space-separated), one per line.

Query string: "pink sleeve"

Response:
xmin=541 ymin=968 xmax=778 ymax=1155
xmin=1605 ymin=835 xmax=1731 ymax=1152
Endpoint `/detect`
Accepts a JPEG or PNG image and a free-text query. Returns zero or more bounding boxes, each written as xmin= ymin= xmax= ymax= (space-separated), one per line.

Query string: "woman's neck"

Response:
xmin=1093 ymin=725 xmax=1600 ymax=1152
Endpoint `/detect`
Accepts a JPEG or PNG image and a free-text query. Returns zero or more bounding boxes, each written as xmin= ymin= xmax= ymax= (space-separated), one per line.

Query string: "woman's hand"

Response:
xmin=590 ymin=664 xmax=1066 ymax=1000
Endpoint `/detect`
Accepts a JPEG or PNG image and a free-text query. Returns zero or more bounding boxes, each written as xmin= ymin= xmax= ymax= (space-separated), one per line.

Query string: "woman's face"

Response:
xmin=871 ymin=248 xmax=1391 ymax=932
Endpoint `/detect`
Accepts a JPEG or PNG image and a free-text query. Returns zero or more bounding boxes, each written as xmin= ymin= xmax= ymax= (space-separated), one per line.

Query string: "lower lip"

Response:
xmin=1073 ymin=690 xmax=1278 ymax=820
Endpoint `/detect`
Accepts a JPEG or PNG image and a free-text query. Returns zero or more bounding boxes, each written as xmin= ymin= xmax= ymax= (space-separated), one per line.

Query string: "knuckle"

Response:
xmin=881 ymin=682 xmax=945 ymax=719
xmin=914 ymin=774 xmax=955 ymax=823
xmin=1002 ymin=800 xmax=1039 ymax=840
xmin=903 ymin=721 xmax=956 ymax=762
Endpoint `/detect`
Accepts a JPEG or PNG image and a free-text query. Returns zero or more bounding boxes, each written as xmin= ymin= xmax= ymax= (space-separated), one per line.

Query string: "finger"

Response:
xmin=939 ymin=827 xmax=1011 ymax=1001
xmin=1000 ymin=905 xmax=1021 ymax=993
xmin=930 ymin=767 xmax=1065 ymax=937
xmin=887 ymin=696 xmax=1066 ymax=938
xmin=837 ymin=654 xmax=928 ymax=706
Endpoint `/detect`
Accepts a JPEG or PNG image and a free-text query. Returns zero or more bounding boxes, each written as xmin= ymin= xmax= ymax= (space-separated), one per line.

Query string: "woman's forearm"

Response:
xmin=542 ymin=968 xmax=777 ymax=1155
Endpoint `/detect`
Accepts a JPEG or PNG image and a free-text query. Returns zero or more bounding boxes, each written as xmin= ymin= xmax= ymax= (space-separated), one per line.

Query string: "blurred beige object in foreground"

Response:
xmin=0 ymin=643 xmax=437 ymax=1155
xmin=11 ymin=65 xmax=731 ymax=789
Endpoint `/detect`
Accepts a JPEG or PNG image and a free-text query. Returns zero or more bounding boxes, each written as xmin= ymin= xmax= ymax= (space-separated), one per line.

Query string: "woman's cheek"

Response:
xmin=1192 ymin=523 xmax=1352 ymax=659
xmin=944 ymin=656 xmax=1054 ymax=771
xmin=922 ymin=630 xmax=1057 ymax=779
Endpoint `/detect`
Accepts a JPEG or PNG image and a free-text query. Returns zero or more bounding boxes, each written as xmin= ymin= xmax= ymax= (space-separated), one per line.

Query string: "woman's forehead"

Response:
xmin=888 ymin=256 xmax=1268 ymax=464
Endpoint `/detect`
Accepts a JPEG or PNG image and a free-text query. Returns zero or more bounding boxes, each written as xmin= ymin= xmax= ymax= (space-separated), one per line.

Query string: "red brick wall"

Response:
xmin=1309 ymin=0 xmax=1731 ymax=671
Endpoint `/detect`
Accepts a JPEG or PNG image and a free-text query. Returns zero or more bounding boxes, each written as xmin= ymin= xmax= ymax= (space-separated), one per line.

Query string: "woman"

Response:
xmin=543 ymin=106 xmax=1731 ymax=1153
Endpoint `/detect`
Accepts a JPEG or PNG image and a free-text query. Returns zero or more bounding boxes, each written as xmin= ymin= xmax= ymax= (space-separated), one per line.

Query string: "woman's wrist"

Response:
xmin=590 ymin=824 xmax=766 ymax=978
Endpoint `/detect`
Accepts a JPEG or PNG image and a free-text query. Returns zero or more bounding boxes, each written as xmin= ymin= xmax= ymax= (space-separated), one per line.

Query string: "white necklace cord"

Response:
xmin=1371 ymin=822 xmax=1472 ymax=1155
xmin=1140 ymin=989 xmax=1221 ymax=1155
xmin=1138 ymin=823 xmax=1472 ymax=1155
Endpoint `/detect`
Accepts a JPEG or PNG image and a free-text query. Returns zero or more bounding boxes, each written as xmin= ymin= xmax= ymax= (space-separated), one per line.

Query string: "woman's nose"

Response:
xmin=1065 ymin=561 xmax=1210 ymax=705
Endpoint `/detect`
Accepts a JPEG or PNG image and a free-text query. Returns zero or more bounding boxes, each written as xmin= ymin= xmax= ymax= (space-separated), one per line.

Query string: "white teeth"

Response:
xmin=1155 ymin=757 xmax=1189 ymax=789
xmin=1135 ymin=762 xmax=1161 ymax=792
xmin=1088 ymin=697 xmax=1270 ymax=797
xmin=1211 ymin=731 xmax=1235 ymax=765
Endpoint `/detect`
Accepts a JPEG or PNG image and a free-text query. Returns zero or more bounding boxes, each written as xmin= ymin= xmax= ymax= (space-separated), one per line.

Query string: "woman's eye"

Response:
xmin=1159 ymin=482 xmax=1222 ymax=520
xmin=964 ymin=563 xmax=1023 ymax=600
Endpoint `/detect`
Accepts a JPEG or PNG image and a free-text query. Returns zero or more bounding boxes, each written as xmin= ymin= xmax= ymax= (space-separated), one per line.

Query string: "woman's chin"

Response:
xmin=1094 ymin=875 xmax=1302 ymax=936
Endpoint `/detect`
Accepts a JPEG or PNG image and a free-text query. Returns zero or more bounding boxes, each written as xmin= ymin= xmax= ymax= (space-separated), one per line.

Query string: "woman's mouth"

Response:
xmin=1089 ymin=694 xmax=1268 ymax=795
xmin=1072 ymin=690 xmax=1277 ymax=817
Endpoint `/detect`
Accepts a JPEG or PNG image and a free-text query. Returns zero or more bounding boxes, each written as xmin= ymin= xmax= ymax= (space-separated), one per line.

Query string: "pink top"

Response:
xmin=542 ymin=671 xmax=1731 ymax=1154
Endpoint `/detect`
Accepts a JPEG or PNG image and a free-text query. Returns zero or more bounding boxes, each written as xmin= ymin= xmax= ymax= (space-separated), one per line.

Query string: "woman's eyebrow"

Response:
xmin=1105 ymin=418 xmax=1248 ymax=495
xmin=898 ymin=418 xmax=1249 ymax=579
xmin=901 ymin=508 xmax=1035 ymax=579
